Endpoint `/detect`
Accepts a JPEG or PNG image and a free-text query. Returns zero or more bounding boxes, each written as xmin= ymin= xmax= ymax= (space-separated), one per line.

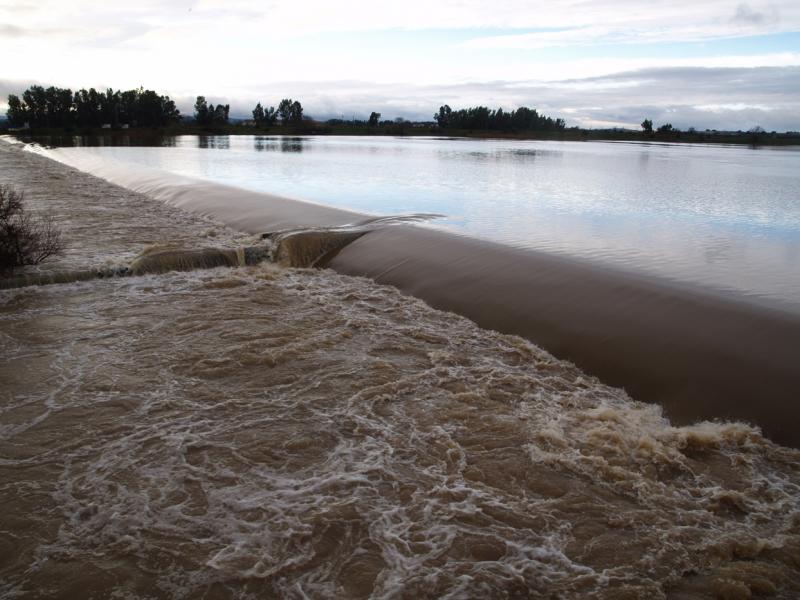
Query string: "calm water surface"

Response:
xmin=55 ymin=136 xmax=800 ymax=308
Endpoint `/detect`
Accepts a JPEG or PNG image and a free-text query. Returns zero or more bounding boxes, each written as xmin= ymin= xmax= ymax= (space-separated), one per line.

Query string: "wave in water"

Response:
xmin=1 ymin=265 xmax=799 ymax=599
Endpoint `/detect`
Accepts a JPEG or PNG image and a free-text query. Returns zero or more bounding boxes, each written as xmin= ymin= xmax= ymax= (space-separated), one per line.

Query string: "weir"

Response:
xmin=0 ymin=228 xmax=370 ymax=289
xmin=24 ymin=142 xmax=800 ymax=447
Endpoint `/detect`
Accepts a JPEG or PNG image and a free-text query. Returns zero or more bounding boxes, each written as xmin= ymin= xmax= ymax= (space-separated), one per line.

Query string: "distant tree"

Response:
xmin=6 ymin=85 xmax=178 ymax=130
xmin=159 ymin=94 xmax=181 ymax=125
xmin=74 ymin=88 xmax=102 ymax=127
xmin=264 ymin=106 xmax=277 ymax=125
xmin=656 ymin=123 xmax=674 ymax=133
xmin=432 ymin=104 xmax=564 ymax=132
xmin=194 ymin=96 xmax=210 ymax=125
xmin=22 ymin=86 xmax=47 ymax=127
xmin=10 ymin=85 xmax=73 ymax=128
xmin=748 ymin=125 xmax=766 ymax=145
xmin=0 ymin=185 xmax=63 ymax=276
xmin=252 ymin=102 xmax=265 ymax=125
xmin=434 ymin=104 xmax=452 ymax=127
xmin=46 ymin=86 xmax=74 ymax=128
xmin=210 ymin=103 xmax=229 ymax=124
xmin=278 ymin=98 xmax=303 ymax=124
xmin=291 ymin=101 xmax=303 ymax=123
xmin=368 ymin=111 xmax=381 ymax=127
xmin=277 ymin=98 xmax=293 ymax=123
xmin=641 ymin=119 xmax=653 ymax=134
xmin=6 ymin=94 xmax=26 ymax=127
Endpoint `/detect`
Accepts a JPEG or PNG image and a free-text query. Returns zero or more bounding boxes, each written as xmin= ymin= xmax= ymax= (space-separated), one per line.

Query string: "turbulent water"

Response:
xmin=3 ymin=266 xmax=800 ymax=599
xmin=2 ymin=139 xmax=800 ymax=599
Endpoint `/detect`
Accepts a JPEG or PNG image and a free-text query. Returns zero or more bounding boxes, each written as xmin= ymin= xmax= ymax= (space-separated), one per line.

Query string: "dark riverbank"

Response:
xmin=9 ymin=123 xmax=800 ymax=146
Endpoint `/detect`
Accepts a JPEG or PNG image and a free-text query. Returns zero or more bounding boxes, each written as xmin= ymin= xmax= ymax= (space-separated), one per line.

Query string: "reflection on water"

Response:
xmin=198 ymin=135 xmax=230 ymax=150
xmin=43 ymin=135 xmax=800 ymax=307
xmin=253 ymin=136 xmax=306 ymax=152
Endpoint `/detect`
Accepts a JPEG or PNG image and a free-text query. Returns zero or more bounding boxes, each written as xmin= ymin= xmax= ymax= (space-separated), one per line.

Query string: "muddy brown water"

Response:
xmin=1 ymin=140 xmax=800 ymax=599
xmin=36 ymin=140 xmax=800 ymax=447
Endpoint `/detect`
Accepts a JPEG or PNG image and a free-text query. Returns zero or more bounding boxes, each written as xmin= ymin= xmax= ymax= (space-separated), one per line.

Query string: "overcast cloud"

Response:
xmin=1 ymin=0 xmax=798 ymax=130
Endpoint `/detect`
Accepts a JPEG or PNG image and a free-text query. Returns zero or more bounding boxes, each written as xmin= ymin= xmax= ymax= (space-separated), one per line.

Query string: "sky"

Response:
xmin=1 ymin=0 xmax=799 ymax=130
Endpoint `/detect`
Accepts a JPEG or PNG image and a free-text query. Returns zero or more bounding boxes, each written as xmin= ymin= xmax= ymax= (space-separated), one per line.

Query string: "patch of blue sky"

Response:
xmin=516 ymin=31 xmax=800 ymax=60
xmin=305 ymin=28 xmax=800 ymax=61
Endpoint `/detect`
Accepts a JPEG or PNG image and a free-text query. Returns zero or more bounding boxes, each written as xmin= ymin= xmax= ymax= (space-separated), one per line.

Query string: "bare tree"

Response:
xmin=0 ymin=185 xmax=63 ymax=276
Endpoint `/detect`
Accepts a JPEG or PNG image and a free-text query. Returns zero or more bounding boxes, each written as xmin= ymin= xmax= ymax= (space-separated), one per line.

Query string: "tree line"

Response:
xmin=6 ymin=86 xmax=570 ymax=133
xmin=434 ymin=105 xmax=566 ymax=132
xmin=193 ymin=96 xmax=230 ymax=126
xmin=6 ymin=86 xmax=181 ymax=129
xmin=641 ymin=119 xmax=678 ymax=134
xmin=250 ymin=98 xmax=304 ymax=126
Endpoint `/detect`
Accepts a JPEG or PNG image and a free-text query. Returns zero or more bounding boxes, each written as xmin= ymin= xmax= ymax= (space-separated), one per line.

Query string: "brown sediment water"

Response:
xmin=32 ymin=139 xmax=800 ymax=447
xmin=2 ymin=139 xmax=800 ymax=598
xmin=331 ymin=226 xmax=800 ymax=448
xmin=2 ymin=265 xmax=800 ymax=599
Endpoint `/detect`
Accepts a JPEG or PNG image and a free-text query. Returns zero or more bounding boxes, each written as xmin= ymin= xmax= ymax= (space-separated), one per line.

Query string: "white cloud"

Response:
xmin=1 ymin=1 xmax=799 ymax=130
xmin=3 ymin=0 xmax=799 ymax=39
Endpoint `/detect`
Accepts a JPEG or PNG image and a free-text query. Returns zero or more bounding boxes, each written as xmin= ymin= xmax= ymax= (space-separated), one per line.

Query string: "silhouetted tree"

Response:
xmin=253 ymin=103 xmax=277 ymax=126
xmin=434 ymin=105 xmax=452 ymax=127
xmin=277 ymin=99 xmax=292 ymax=123
xmin=194 ymin=96 xmax=210 ymax=125
xmin=74 ymin=88 xmax=102 ymax=127
xmin=278 ymin=98 xmax=303 ymax=124
xmin=252 ymin=102 xmax=265 ymax=124
xmin=368 ymin=111 xmax=381 ymax=127
xmin=209 ymin=103 xmax=229 ymax=124
xmin=22 ymin=86 xmax=47 ymax=126
xmin=6 ymin=94 xmax=26 ymax=127
xmin=434 ymin=104 xmax=564 ymax=132
xmin=657 ymin=123 xmax=674 ymax=133
xmin=7 ymin=85 xmax=179 ymax=129
xmin=291 ymin=101 xmax=303 ymax=123
xmin=641 ymin=119 xmax=653 ymax=134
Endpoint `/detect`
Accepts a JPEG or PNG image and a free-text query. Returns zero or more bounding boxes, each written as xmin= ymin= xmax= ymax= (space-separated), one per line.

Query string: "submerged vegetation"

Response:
xmin=0 ymin=185 xmax=63 ymax=276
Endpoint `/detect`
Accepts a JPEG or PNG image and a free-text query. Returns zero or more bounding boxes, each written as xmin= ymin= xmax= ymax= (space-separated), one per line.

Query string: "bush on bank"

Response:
xmin=0 ymin=185 xmax=63 ymax=276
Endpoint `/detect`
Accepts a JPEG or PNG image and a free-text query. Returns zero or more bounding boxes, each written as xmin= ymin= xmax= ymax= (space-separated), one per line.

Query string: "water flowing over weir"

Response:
xmin=34 ymin=142 xmax=800 ymax=447
xmin=2 ymin=139 xmax=800 ymax=599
